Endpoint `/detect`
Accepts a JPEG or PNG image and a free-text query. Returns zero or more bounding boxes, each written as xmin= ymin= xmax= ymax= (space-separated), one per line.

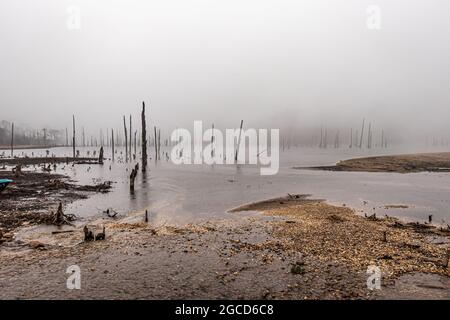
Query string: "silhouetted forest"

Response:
xmin=0 ymin=120 xmax=64 ymax=146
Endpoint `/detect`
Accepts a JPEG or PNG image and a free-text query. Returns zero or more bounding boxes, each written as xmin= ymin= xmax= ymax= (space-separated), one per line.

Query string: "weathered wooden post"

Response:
xmin=141 ymin=101 xmax=148 ymax=172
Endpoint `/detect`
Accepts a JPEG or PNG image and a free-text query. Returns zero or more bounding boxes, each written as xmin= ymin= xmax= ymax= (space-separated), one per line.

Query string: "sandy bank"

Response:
xmin=296 ymin=152 xmax=450 ymax=173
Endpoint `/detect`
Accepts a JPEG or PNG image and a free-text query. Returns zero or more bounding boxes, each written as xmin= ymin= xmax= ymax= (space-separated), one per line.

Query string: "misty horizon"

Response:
xmin=1 ymin=0 xmax=450 ymax=143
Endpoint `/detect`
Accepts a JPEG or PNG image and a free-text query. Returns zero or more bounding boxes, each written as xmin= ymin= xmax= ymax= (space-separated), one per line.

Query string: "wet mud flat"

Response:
xmin=0 ymin=158 xmax=111 ymax=242
xmin=297 ymin=152 xmax=450 ymax=173
xmin=0 ymin=157 xmax=99 ymax=166
xmin=0 ymin=195 xmax=448 ymax=299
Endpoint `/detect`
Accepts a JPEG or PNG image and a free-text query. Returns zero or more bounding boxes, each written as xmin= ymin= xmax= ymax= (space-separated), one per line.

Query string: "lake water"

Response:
xmin=5 ymin=145 xmax=450 ymax=226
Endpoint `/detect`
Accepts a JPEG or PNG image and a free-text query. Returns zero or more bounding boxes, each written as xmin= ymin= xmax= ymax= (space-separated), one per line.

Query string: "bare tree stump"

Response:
xmin=130 ymin=164 xmax=138 ymax=190
xmin=99 ymin=146 xmax=104 ymax=164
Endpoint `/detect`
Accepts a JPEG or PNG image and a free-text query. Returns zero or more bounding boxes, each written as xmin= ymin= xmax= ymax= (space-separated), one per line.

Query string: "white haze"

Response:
xmin=0 ymin=0 xmax=449 ymax=143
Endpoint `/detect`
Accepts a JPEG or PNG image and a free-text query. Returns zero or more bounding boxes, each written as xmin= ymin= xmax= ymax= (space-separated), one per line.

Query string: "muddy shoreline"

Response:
xmin=0 ymin=157 xmax=99 ymax=166
xmin=0 ymin=158 xmax=112 ymax=241
xmin=0 ymin=193 xmax=448 ymax=299
xmin=295 ymin=152 xmax=450 ymax=173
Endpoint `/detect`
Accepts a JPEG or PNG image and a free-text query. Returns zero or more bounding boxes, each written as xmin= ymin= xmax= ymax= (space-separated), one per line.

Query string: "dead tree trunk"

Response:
xmin=154 ymin=126 xmax=158 ymax=161
xmin=123 ymin=115 xmax=128 ymax=162
xmin=211 ymin=123 xmax=215 ymax=157
xmin=111 ymin=129 xmax=115 ymax=162
xmin=134 ymin=130 xmax=137 ymax=159
xmin=10 ymin=122 xmax=14 ymax=158
xmin=349 ymin=128 xmax=353 ymax=148
xmin=130 ymin=163 xmax=138 ymax=190
xmin=129 ymin=115 xmax=132 ymax=159
xmin=72 ymin=115 xmax=76 ymax=158
xmin=82 ymin=127 xmax=85 ymax=147
xmin=235 ymin=120 xmax=243 ymax=161
xmin=158 ymin=128 xmax=161 ymax=160
xmin=141 ymin=101 xmax=148 ymax=172
xmin=359 ymin=118 xmax=365 ymax=149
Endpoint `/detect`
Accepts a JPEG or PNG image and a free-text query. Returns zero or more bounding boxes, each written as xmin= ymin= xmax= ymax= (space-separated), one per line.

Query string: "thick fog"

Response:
xmin=0 ymin=0 xmax=449 ymax=143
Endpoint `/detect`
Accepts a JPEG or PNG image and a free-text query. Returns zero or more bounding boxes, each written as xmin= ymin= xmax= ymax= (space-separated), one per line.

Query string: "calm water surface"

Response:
xmin=6 ymin=146 xmax=450 ymax=226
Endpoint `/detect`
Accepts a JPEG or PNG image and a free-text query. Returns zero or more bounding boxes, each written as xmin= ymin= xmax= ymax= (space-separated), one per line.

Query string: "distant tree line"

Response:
xmin=0 ymin=120 xmax=65 ymax=146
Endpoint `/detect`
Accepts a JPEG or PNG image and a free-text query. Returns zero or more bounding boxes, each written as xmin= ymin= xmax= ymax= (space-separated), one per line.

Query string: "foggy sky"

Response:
xmin=0 ymin=0 xmax=449 ymax=141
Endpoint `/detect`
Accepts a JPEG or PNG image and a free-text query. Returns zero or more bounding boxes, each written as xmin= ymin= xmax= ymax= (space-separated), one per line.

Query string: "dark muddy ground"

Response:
xmin=0 ymin=162 xmax=111 ymax=241
xmin=0 ymin=196 xmax=448 ymax=299
xmin=0 ymin=157 xmax=99 ymax=166
xmin=0 ymin=218 xmax=374 ymax=299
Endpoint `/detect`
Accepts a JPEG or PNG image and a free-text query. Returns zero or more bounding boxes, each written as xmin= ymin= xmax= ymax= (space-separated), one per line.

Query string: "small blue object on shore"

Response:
xmin=0 ymin=179 xmax=13 ymax=192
